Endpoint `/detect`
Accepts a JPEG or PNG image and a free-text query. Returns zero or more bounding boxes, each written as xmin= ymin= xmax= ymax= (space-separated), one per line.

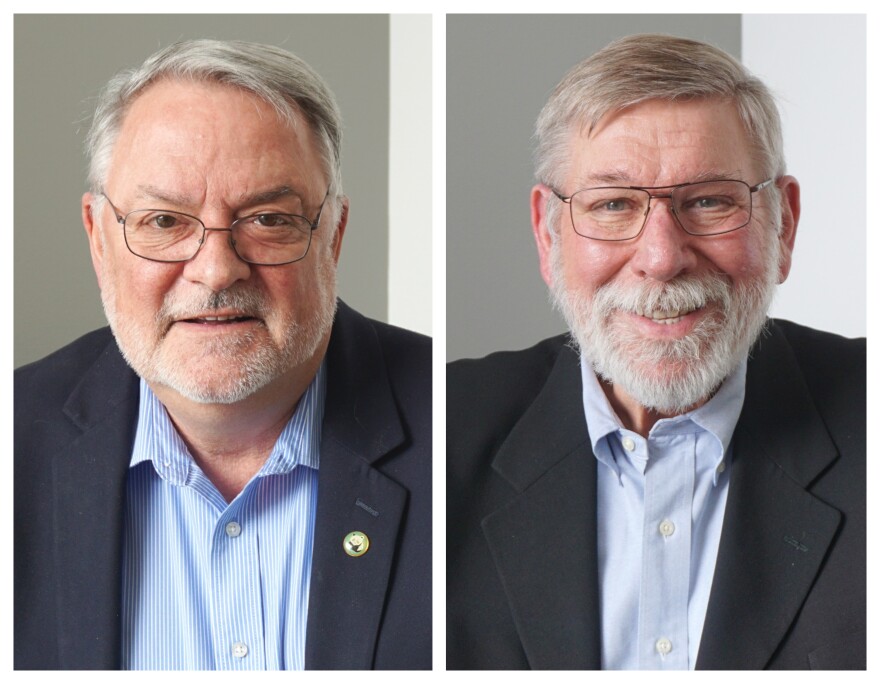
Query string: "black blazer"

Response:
xmin=447 ymin=319 xmax=864 ymax=670
xmin=15 ymin=301 xmax=432 ymax=670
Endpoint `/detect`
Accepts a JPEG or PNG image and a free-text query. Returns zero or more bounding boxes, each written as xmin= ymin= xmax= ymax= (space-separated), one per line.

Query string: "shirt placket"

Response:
xmin=638 ymin=433 xmax=695 ymax=669
xmin=210 ymin=492 xmax=266 ymax=670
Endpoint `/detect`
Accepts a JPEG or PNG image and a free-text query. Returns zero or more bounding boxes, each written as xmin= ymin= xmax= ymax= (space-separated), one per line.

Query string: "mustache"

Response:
xmin=156 ymin=287 xmax=270 ymax=326
xmin=591 ymin=272 xmax=732 ymax=317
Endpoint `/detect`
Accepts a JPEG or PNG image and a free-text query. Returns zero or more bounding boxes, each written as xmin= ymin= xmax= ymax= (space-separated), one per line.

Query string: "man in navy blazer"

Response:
xmin=447 ymin=35 xmax=864 ymax=670
xmin=15 ymin=40 xmax=430 ymax=670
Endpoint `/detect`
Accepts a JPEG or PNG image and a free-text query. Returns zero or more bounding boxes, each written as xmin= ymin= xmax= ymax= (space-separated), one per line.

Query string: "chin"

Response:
xmin=155 ymin=324 xmax=330 ymax=404
xmin=159 ymin=371 xmax=279 ymax=405
xmin=596 ymin=353 xmax=730 ymax=415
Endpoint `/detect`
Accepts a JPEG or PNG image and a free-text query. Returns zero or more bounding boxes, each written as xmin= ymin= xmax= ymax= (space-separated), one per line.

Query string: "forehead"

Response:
xmin=566 ymin=98 xmax=758 ymax=186
xmin=106 ymin=78 xmax=323 ymax=201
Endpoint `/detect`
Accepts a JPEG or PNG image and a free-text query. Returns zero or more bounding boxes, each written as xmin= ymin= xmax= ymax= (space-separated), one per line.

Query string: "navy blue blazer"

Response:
xmin=15 ymin=300 xmax=432 ymax=670
xmin=447 ymin=319 xmax=864 ymax=669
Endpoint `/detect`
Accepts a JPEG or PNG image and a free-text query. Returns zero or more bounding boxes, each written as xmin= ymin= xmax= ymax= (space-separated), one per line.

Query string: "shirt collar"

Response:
xmin=130 ymin=362 xmax=326 ymax=485
xmin=580 ymin=355 xmax=746 ymax=483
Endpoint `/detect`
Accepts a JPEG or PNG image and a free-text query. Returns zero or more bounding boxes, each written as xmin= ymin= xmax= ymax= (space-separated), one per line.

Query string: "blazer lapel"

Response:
xmin=696 ymin=324 xmax=842 ymax=669
xmin=52 ymin=339 xmax=138 ymax=669
xmin=482 ymin=345 xmax=602 ymax=669
xmin=305 ymin=303 xmax=410 ymax=669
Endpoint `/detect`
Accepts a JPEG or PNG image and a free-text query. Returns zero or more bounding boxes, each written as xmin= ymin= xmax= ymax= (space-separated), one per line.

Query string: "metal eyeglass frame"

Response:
xmin=551 ymin=178 xmax=775 ymax=241
xmin=99 ymin=190 xmax=330 ymax=265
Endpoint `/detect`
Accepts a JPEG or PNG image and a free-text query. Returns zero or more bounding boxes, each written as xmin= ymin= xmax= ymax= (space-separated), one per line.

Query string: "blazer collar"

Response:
xmin=54 ymin=334 xmax=139 ymax=668
xmin=696 ymin=321 xmax=843 ymax=669
xmin=305 ymin=301 xmax=412 ymax=669
xmin=483 ymin=342 xmax=602 ymax=669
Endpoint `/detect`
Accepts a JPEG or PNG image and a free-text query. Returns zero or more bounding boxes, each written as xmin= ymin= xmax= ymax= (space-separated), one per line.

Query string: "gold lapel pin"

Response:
xmin=343 ymin=531 xmax=370 ymax=557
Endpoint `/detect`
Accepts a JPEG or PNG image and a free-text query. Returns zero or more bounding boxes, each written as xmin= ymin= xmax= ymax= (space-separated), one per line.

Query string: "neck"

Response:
xmin=600 ymin=380 xmax=706 ymax=438
xmin=149 ymin=342 xmax=327 ymax=502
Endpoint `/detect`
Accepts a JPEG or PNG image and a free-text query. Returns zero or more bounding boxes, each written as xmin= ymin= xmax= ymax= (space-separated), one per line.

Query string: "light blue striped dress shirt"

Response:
xmin=121 ymin=363 xmax=324 ymax=670
xmin=581 ymin=358 xmax=746 ymax=670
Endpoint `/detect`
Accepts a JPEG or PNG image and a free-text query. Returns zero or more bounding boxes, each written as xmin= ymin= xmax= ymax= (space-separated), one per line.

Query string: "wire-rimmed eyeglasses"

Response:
xmin=551 ymin=178 xmax=774 ymax=241
xmin=100 ymin=191 xmax=330 ymax=265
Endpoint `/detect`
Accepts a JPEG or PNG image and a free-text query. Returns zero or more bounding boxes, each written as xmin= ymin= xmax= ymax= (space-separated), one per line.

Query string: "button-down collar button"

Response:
xmin=621 ymin=436 xmax=636 ymax=452
xmin=717 ymin=461 xmax=726 ymax=475
xmin=225 ymin=521 xmax=242 ymax=538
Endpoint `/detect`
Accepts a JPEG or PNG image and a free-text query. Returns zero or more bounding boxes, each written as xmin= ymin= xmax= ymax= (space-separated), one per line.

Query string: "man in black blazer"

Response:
xmin=15 ymin=40 xmax=430 ymax=670
xmin=447 ymin=35 xmax=864 ymax=670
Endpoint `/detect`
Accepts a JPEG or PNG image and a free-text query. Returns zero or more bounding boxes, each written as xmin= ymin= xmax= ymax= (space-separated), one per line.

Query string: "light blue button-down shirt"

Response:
xmin=581 ymin=358 xmax=746 ymax=670
xmin=121 ymin=364 xmax=325 ymax=670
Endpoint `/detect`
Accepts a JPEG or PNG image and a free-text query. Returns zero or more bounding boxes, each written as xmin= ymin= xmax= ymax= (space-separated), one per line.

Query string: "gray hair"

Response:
xmin=535 ymin=34 xmax=784 ymax=202
xmin=85 ymin=39 xmax=343 ymax=198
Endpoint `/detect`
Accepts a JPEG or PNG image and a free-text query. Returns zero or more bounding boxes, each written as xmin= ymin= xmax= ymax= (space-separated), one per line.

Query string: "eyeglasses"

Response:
xmin=552 ymin=178 xmax=774 ymax=241
xmin=100 ymin=191 xmax=329 ymax=265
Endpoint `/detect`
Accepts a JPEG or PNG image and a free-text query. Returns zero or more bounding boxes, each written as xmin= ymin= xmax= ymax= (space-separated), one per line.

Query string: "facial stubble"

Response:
xmin=99 ymin=235 xmax=337 ymax=405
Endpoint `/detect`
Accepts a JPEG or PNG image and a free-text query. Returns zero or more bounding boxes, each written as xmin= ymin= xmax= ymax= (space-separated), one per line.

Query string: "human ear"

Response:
xmin=82 ymin=192 xmax=105 ymax=289
xmin=774 ymin=176 xmax=800 ymax=283
xmin=531 ymin=184 xmax=558 ymax=288
xmin=329 ymin=196 xmax=348 ymax=263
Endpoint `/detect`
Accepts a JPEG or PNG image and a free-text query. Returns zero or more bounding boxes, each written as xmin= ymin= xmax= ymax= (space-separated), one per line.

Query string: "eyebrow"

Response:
xmin=577 ymin=168 xmax=745 ymax=187
xmin=237 ymin=186 xmax=303 ymax=206
xmin=133 ymin=185 xmax=193 ymax=206
xmin=133 ymin=184 xmax=306 ymax=209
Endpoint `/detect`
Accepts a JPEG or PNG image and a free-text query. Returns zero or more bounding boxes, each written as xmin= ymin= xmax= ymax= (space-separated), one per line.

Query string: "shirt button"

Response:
xmin=225 ymin=521 xmax=242 ymax=538
xmin=232 ymin=641 xmax=248 ymax=658
xmin=658 ymin=519 xmax=675 ymax=537
xmin=717 ymin=461 xmax=726 ymax=475
xmin=621 ymin=436 xmax=636 ymax=452
xmin=656 ymin=637 xmax=673 ymax=656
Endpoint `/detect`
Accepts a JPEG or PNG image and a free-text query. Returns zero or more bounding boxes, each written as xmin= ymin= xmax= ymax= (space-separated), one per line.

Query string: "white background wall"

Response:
xmin=390 ymin=15 xmax=433 ymax=335
xmin=743 ymin=15 xmax=866 ymax=337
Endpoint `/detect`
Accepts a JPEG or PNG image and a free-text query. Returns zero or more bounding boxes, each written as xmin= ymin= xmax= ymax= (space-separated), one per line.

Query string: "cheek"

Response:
xmin=108 ymin=256 xmax=181 ymax=315
xmin=559 ymin=237 xmax=630 ymax=292
xmin=707 ymin=230 xmax=769 ymax=282
xmin=260 ymin=269 xmax=314 ymax=318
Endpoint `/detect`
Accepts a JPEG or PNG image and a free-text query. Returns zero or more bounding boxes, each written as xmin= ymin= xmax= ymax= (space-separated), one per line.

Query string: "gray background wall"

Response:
xmin=446 ymin=14 xmax=866 ymax=361
xmin=14 ymin=14 xmax=394 ymax=368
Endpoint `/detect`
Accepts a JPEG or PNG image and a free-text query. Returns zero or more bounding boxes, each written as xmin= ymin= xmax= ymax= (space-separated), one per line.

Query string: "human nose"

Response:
xmin=182 ymin=225 xmax=251 ymax=291
xmin=627 ymin=197 xmax=697 ymax=282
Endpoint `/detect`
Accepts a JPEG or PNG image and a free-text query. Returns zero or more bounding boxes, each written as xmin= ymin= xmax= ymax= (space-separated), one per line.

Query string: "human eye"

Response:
xmin=582 ymin=192 xmax=640 ymax=217
xmin=689 ymin=195 xmax=732 ymax=210
xmin=129 ymin=211 xmax=193 ymax=231
xmin=251 ymin=213 xmax=295 ymax=228
xmin=678 ymin=182 xmax=744 ymax=216
xmin=238 ymin=214 xmax=310 ymax=245
xmin=151 ymin=213 xmax=183 ymax=229
xmin=679 ymin=193 xmax=741 ymax=226
xmin=598 ymin=198 xmax=630 ymax=212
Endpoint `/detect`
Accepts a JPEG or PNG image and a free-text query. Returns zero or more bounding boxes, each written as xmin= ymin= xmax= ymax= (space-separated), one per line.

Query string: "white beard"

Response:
xmin=549 ymin=235 xmax=779 ymax=415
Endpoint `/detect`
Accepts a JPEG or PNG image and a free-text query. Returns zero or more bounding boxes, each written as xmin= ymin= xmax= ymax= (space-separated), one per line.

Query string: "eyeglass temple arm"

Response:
xmin=98 ymin=193 xmax=126 ymax=224
xmin=548 ymin=187 xmax=572 ymax=203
